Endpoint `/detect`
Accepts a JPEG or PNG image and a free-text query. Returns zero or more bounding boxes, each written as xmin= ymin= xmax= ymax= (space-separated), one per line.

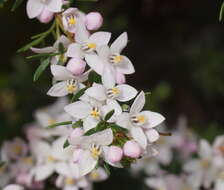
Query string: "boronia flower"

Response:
xmin=70 ymin=129 xmax=113 ymax=176
xmin=85 ymin=32 xmax=135 ymax=81
xmin=62 ymin=8 xmax=86 ymax=33
xmin=66 ymin=23 xmax=111 ymax=62
xmin=47 ymin=65 xmax=90 ymax=97
xmin=116 ymin=91 xmax=165 ymax=149
xmin=26 ymin=0 xmax=62 ymax=19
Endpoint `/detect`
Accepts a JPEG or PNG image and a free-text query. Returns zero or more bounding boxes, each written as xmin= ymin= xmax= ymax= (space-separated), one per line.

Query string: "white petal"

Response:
xmin=66 ymin=43 xmax=84 ymax=59
xmin=130 ymin=91 xmax=145 ymax=114
xmin=199 ymin=139 xmax=212 ymax=159
xmin=85 ymin=54 xmax=104 ymax=75
xmin=106 ymin=99 xmax=122 ymax=116
xmin=26 ymin=0 xmax=43 ymax=19
xmin=34 ymin=164 xmax=55 ymax=181
xmin=78 ymin=150 xmax=98 ymax=176
xmin=96 ymin=45 xmax=111 ymax=62
xmin=31 ymin=47 xmax=55 ymax=54
xmin=55 ymin=162 xmax=70 ymax=177
xmin=116 ymin=84 xmax=137 ymax=102
xmin=47 ymin=81 xmax=68 ymax=97
xmin=85 ymin=84 xmax=106 ymax=101
xmin=30 ymin=140 xmax=51 ymax=158
xmin=46 ymin=0 xmax=62 ymax=12
xmin=116 ymin=112 xmax=131 ymax=129
xmin=51 ymin=65 xmax=74 ymax=81
xmin=183 ymin=159 xmax=200 ymax=173
xmin=102 ymin=65 xmax=116 ymax=89
xmin=142 ymin=111 xmax=165 ymax=128
xmin=116 ymin=56 xmax=135 ymax=74
xmin=145 ymin=129 xmax=159 ymax=143
xmin=75 ymin=22 xmax=90 ymax=44
xmin=83 ymin=116 xmax=99 ymax=132
xmin=3 ymin=184 xmax=24 ymax=190
xmin=53 ymin=35 xmax=70 ymax=50
xmin=64 ymin=101 xmax=91 ymax=119
xmin=89 ymin=32 xmax=111 ymax=46
xmin=130 ymin=127 xmax=147 ymax=149
xmin=110 ymin=32 xmax=128 ymax=54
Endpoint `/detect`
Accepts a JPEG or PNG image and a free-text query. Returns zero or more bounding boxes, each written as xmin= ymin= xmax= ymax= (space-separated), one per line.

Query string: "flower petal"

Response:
xmin=116 ymin=84 xmax=138 ymax=102
xmin=116 ymin=112 xmax=131 ymax=129
xmin=47 ymin=81 xmax=68 ymax=97
xmin=64 ymin=101 xmax=91 ymax=119
xmin=85 ymin=54 xmax=104 ymax=75
xmin=31 ymin=47 xmax=55 ymax=54
xmin=141 ymin=111 xmax=165 ymax=128
xmin=130 ymin=127 xmax=147 ymax=149
xmin=83 ymin=116 xmax=99 ymax=132
xmin=130 ymin=91 xmax=145 ymax=114
xmin=116 ymin=56 xmax=135 ymax=74
xmin=66 ymin=43 xmax=84 ymax=59
xmin=102 ymin=65 xmax=116 ymax=89
xmin=26 ymin=0 xmax=43 ymax=19
xmin=89 ymin=32 xmax=111 ymax=46
xmin=34 ymin=163 xmax=55 ymax=181
xmin=110 ymin=32 xmax=128 ymax=54
xmin=145 ymin=129 xmax=159 ymax=143
xmin=85 ymin=84 xmax=106 ymax=101
xmin=199 ymin=139 xmax=212 ymax=159
xmin=51 ymin=65 xmax=74 ymax=81
xmin=46 ymin=0 xmax=62 ymax=12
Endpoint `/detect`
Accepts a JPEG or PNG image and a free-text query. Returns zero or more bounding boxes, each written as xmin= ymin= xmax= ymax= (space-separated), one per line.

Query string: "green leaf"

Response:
xmin=47 ymin=121 xmax=72 ymax=129
xmin=84 ymin=121 xmax=107 ymax=136
xmin=104 ymin=110 xmax=115 ymax=121
xmin=11 ymin=0 xmax=24 ymax=11
xmin=71 ymin=87 xmax=88 ymax=102
xmin=103 ymin=162 xmax=111 ymax=175
xmin=72 ymin=120 xmax=83 ymax=128
xmin=18 ymin=36 xmax=45 ymax=53
xmin=58 ymin=43 xmax=65 ymax=54
xmin=88 ymin=71 xmax=101 ymax=84
xmin=110 ymin=124 xmax=128 ymax=133
xmin=220 ymin=2 xmax=224 ymax=21
xmin=63 ymin=140 xmax=70 ymax=149
xmin=0 ymin=161 xmax=6 ymax=167
xmin=26 ymin=52 xmax=62 ymax=60
xmin=33 ymin=58 xmax=50 ymax=82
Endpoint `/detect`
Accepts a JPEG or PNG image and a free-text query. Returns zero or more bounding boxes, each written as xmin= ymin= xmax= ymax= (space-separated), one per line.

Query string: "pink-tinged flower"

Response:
xmin=107 ymin=146 xmax=123 ymax=163
xmin=68 ymin=128 xmax=84 ymax=145
xmin=123 ymin=141 xmax=142 ymax=158
xmin=26 ymin=0 xmax=62 ymax=19
xmin=62 ymin=8 xmax=86 ymax=33
xmin=85 ymin=12 xmax=103 ymax=31
xmin=116 ymin=91 xmax=165 ymax=149
xmin=88 ymin=167 xmax=108 ymax=182
xmin=66 ymin=58 xmax=87 ymax=76
xmin=116 ymin=72 xmax=126 ymax=84
xmin=73 ymin=149 xmax=83 ymax=163
xmin=3 ymin=184 xmax=24 ymax=190
xmin=85 ymin=32 xmax=135 ymax=81
xmin=37 ymin=8 xmax=54 ymax=24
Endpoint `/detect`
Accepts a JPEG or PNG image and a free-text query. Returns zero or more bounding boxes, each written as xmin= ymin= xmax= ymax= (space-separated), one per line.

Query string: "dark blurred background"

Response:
xmin=0 ymin=0 xmax=224 ymax=189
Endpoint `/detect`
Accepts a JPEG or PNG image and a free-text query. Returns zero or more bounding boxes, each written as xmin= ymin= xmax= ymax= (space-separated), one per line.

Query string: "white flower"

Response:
xmin=64 ymin=100 xmax=103 ymax=132
xmin=3 ymin=184 xmax=24 ymax=190
xmin=47 ymin=65 xmax=90 ymax=97
xmin=70 ymin=129 xmax=113 ymax=176
xmin=85 ymin=32 xmax=135 ymax=80
xmin=31 ymin=35 xmax=70 ymax=65
xmin=116 ymin=91 xmax=165 ymax=149
xmin=88 ymin=167 xmax=108 ymax=182
xmin=62 ymin=8 xmax=86 ymax=33
xmin=30 ymin=137 xmax=74 ymax=181
xmin=183 ymin=139 xmax=217 ymax=189
xmin=26 ymin=0 xmax=62 ymax=19
xmin=66 ymin=23 xmax=111 ymax=62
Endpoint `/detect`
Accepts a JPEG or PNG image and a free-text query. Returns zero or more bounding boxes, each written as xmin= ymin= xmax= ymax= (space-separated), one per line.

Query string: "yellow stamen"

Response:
xmin=48 ymin=119 xmax=56 ymax=125
xmin=113 ymin=55 xmax=123 ymax=63
xmin=67 ymin=84 xmax=76 ymax=94
xmin=87 ymin=43 xmax=97 ymax=49
xmin=13 ymin=145 xmax=22 ymax=155
xmin=136 ymin=115 xmax=146 ymax=123
xmin=47 ymin=155 xmax=57 ymax=162
xmin=22 ymin=157 xmax=33 ymax=165
xmin=90 ymin=147 xmax=101 ymax=159
xmin=90 ymin=170 xmax=100 ymax=180
xmin=68 ymin=17 xmax=76 ymax=25
xmin=200 ymin=159 xmax=210 ymax=168
xmin=65 ymin=177 xmax=75 ymax=185
xmin=90 ymin=110 xmax=100 ymax=119
xmin=111 ymin=87 xmax=120 ymax=95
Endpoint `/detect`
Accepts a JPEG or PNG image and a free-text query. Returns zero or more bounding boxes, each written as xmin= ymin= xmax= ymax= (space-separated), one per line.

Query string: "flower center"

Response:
xmin=47 ymin=155 xmax=57 ymax=162
xmin=131 ymin=115 xmax=147 ymax=126
xmin=48 ymin=119 xmax=56 ymax=125
xmin=90 ymin=107 xmax=101 ymax=119
xmin=200 ymin=159 xmax=210 ymax=168
xmin=65 ymin=177 xmax=75 ymax=185
xmin=67 ymin=15 xmax=76 ymax=26
xmin=22 ymin=157 xmax=33 ymax=165
xmin=90 ymin=170 xmax=100 ymax=180
xmin=218 ymin=171 xmax=224 ymax=179
xmin=110 ymin=54 xmax=123 ymax=64
xmin=13 ymin=145 xmax=23 ymax=155
xmin=90 ymin=144 xmax=102 ymax=159
xmin=81 ymin=43 xmax=97 ymax=52
xmin=66 ymin=80 xmax=77 ymax=94
xmin=106 ymin=87 xmax=120 ymax=99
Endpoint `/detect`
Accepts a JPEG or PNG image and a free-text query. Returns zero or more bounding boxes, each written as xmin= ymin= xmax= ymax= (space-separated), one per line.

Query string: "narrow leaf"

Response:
xmin=11 ymin=0 xmax=24 ymax=11
xmin=63 ymin=140 xmax=70 ymax=149
xmin=18 ymin=36 xmax=45 ymax=53
xmin=72 ymin=120 xmax=83 ymax=128
xmin=88 ymin=71 xmax=101 ymax=84
xmin=47 ymin=121 xmax=72 ymax=129
xmin=71 ymin=87 xmax=88 ymax=102
xmin=110 ymin=124 xmax=128 ymax=133
xmin=103 ymin=162 xmax=111 ymax=175
xmin=33 ymin=58 xmax=50 ymax=82
xmin=104 ymin=110 xmax=115 ymax=121
xmin=84 ymin=121 xmax=107 ymax=136
xmin=220 ymin=2 xmax=224 ymax=21
xmin=0 ymin=161 xmax=6 ymax=167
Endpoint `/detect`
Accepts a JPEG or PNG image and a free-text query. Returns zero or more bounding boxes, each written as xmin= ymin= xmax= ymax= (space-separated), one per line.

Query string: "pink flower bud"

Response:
xmin=107 ymin=146 xmax=123 ymax=163
xmin=85 ymin=12 xmax=103 ymax=31
xmin=73 ymin=148 xmax=83 ymax=163
xmin=66 ymin=58 xmax=87 ymax=76
xmin=123 ymin=141 xmax=141 ymax=158
xmin=37 ymin=8 xmax=54 ymax=24
xmin=116 ymin=72 xmax=126 ymax=84
xmin=68 ymin=128 xmax=84 ymax=145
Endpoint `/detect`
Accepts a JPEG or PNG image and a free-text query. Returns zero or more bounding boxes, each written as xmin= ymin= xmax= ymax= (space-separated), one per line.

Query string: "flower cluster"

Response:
xmin=1 ymin=0 xmax=166 ymax=189
xmin=131 ymin=117 xmax=224 ymax=190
